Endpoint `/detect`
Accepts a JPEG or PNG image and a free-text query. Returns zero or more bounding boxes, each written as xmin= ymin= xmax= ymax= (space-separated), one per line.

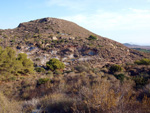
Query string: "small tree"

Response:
xmin=46 ymin=58 xmax=65 ymax=71
xmin=0 ymin=47 xmax=22 ymax=75
xmin=0 ymin=47 xmax=34 ymax=76
xmin=17 ymin=53 xmax=34 ymax=74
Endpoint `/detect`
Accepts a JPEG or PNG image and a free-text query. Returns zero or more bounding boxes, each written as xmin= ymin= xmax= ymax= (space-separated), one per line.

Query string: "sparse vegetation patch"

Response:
xmin=109 ymin=64 xmax=123 ymax=73
xmin=87 ymin=35 xmax=97 ymax=40
xmin=135 ymin=58 xmax=150 ymax=65
xmin=46 ymin=58 xmax=65 ymax=71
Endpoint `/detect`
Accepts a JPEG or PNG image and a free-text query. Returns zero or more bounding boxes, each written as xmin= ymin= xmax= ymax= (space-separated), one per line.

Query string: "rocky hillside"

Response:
xmin=0 ymin=17 xmax=148 ymax=68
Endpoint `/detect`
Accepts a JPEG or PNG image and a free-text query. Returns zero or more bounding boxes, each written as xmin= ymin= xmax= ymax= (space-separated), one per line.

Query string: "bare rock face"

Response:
xmin=0 ymin=17 xmax=149 ymax=67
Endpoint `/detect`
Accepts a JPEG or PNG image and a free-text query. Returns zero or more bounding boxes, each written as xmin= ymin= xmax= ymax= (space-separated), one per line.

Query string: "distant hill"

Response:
xmin=124 ymin=43 xmax=150 ymax=53
xmin=124 ymin=43 xmax=150 ymax=50
xmin=0 ymin=18 xmax=149 ymax=68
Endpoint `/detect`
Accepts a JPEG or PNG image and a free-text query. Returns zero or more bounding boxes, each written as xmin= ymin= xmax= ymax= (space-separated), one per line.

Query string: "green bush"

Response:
xmin=114 ymin=74 xmax=125 ymax=82
xmin=132 ymin=76 xmax=148 ymax=89
xmin=87 ymin=35 xmax=97 ymax=40
xmin=0 ymin=47 xmax=34 ymax=77
xmin=0 ymin=47 xmax=20 ymax=75
xmin=37 ymin=78 xmax=50 ymax=85
xmin=46 ymin=58 xmax=65 ymax=71
xmin=134 ymin=58 xmax=150 ymax=65
xmin=35 ymin=67 xmax=45 ymax=73
xmin=109 ymin=64 xmax=123 ymax=73
xmin=17 ymin=53 xmax=34 ymax=74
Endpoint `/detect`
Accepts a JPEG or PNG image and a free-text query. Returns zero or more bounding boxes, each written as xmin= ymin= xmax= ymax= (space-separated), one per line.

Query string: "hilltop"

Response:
xmin=0 ymin=17 xmax=148 ymax=69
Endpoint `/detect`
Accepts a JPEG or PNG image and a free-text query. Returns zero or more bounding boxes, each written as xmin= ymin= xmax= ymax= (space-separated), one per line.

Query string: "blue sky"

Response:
xmin=0 ymin=0 xmax=150 ymax=45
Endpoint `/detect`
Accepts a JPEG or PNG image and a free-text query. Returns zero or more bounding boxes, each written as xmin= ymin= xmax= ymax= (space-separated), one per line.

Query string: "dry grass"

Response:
xmin=0 ymin=66 xmax=150 ymax=113
xmin=0 ymin=92 xmax=21 ymax=113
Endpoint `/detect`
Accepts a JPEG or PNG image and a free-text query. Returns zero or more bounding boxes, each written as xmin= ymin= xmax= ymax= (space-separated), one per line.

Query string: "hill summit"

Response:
xmin=0 ymin=17 xmax=148 ymax=68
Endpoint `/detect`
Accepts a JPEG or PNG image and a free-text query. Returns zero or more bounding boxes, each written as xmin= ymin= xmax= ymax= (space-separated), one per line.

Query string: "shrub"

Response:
xmin=46 ymin=71 xmax=53 ymax=76
xmin=132 ymin=76 xmax=148 ymax=89
xmin=74 ymin=65 xmax=89 ymax=73
xmin=0 ymin=47 xmax=20 ymax=75
xmin=114 ymin=74 xmax=125 ymax=82
xmin=87 ymin=35 xmax=97 ymax=40
xmin=134 ymin=58 xmax=150 ymax=65
xmin=37 ymin=78 xmax=50 ymax=85
xmin=46 ymin=58 xmax=65 ymax=71
xmin=0 ymin=47 xmax=34 ymax=77
xmin=17 ymin=53 xmax=34 ymax=74
xmin=109 ymin=64 xmax=123 ymax=73
xmin=35 ymin=67 xmax=45 ymax=73
xmin=40 ymin=94 xmax=75 ymax=113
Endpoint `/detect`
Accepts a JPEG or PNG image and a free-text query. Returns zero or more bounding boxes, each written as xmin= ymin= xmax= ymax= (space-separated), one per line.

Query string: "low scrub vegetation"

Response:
xmin=0 ymin=93 xmax=21 ymax=113
xmin=114 ymin=73 xmax=126 ymax=82
xmin=87 ymin=35 xmax=97 ymax=40
xmin=1 ymin=69 xmax=150 ymax=113
xmin=135 ymin=58 xmax=150 ymax=65
xmin=132 ymin=76 xmax=149 ymax=89
xmin=109 ymin=64 xmax=123 ymax=73
xmin=0 ymin=47 xmax=150 ymax=112
xmin=35 ymin=67 xmax=45 ymax=73
xmin=46 ymin=58 xmax=65 ymax=71
xmin=37 ymin=78 xmax=50 ymax=85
